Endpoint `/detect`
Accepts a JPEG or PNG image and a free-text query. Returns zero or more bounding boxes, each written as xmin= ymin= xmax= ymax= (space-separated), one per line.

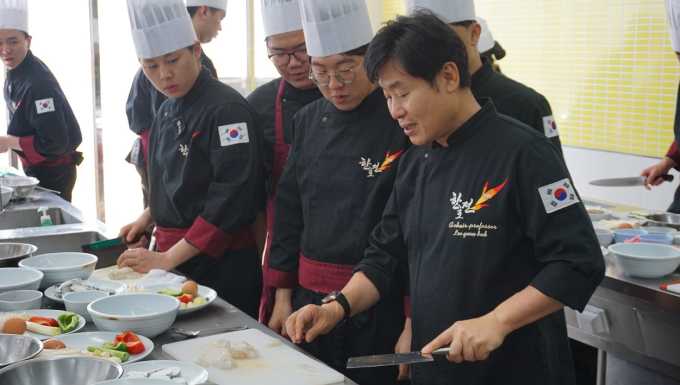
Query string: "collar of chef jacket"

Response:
xmin=7 ymin=49 xmax=36 ymax=80
xmin=470 ymin=56 xmax=495 ymax=89
xmin=431 ymin=97 xmax=495 ymax=149
xmin=318 ymin=86 xmax=384 ymax=127
xmin=281 ymin=79 xmax=323 ymax=104
xmin=171 ymin=67 xmax=213 ymax=115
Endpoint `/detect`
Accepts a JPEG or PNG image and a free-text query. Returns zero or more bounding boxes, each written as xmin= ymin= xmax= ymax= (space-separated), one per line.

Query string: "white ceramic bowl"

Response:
xmin=641 ymin=226 xmax=676 ymax=235
xmin=19 ymin=253 xmax=98 ymax=289
xmin=594 ymin=228 xmax=614 ymax=247
xmin=608 ymin=243 xmax=680 ymax=278
xmin=614 ymin=228 xmax=648 ymax=243
xmin=0 ymin=186 xmax=12 ymax=206
xmin=639 ymin=234 xmax=673 ymax=245
xmin=0 ymin=290 xmax=43 ymax=311
xmin=63 ymin=291 xmax=110 ymax=322
xmin=88 ymin=294 xmax=180 ymax=338
xmin=588 ymin=209 xmax=612 ymax=221
xmin=0 ymin=268 xmax=43 ymax=294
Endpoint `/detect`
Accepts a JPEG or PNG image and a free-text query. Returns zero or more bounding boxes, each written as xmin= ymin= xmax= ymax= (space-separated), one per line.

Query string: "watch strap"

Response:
xmin=331 ymin=292 xmax=351 ymax=321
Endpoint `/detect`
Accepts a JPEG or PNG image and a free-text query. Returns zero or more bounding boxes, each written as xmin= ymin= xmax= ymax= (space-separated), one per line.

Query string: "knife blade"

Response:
xmin=347 ymin=347 xmax=449 ymax=368
xmin=589 ymin=174 xmax=673 ymax=187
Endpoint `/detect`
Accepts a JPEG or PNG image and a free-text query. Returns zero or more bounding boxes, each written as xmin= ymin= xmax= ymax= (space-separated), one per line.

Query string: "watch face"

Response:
xmin=322 ymin=291 xmax=340 ymax=303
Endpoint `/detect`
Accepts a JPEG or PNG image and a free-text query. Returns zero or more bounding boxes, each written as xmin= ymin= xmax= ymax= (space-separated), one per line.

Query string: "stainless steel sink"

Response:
xmin=0 ymin=207 xmax=82 ymax=230
xmin=9 ymin=231 xmax=105 ymax=256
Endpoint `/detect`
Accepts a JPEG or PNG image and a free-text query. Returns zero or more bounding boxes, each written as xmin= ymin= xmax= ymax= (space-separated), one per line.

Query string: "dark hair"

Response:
xmin=364 ymin=9 xmax=470 ymax=90
xmin=450 ymin=20 xmax=475 ymax=28
xmin=186 ymin=6 xmax=220 ymax=18
xmin=22 ymin=31 xmax=29 ymax=39
xmin=307 ymin=43 xmax=369 ymax=63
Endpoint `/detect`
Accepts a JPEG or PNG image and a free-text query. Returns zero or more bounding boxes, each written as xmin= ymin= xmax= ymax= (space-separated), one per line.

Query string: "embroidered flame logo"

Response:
xmin=470 ymin=177 xmax=509 ymax=211
xmin=378 ymin=149 xmax=405 ymax=171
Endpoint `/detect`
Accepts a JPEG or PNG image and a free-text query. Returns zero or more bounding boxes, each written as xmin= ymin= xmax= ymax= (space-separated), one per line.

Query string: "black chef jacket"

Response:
xmin=246 ymin=77 xmax=323 ymax=194
xmin=148 ymin=68 xmax=265 ymax=316
xmin=356 ymin=99 xmax=605 ymax=385
xmin=472 ymin=57 xmax=563 ymax=154
xmin=200 ymin=49 xmax=217 ymax=79
xmin=4 ymin=50 xmax=82 ymax=167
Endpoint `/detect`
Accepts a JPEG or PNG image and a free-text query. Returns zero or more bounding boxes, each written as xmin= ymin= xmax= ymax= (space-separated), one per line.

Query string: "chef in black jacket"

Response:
xmin=406 ymin=0 xmax=562 ymax=154
xmin=124 ymin=0 xmax=226 ymax=208
xmin=267 ymin=0 xmax=410 ymax=383
xmin=246 ymin=0 xmax=323 ymax=326
xmin=286 ymin=10 xmax=605 ymax=385
xmin=0 ymin=0 xmax=83 ymax=202
xmin=476 ymin=17 xmax=505 ymax=73
xmin=118 ymin=0 xmax=265 ymax=319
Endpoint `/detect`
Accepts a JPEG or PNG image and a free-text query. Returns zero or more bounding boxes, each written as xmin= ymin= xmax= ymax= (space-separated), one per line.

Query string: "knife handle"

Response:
xmin=126 ymin=231 xmax=152 ymax=246
xmin=657 ymin=174 xmax=674 ymax=183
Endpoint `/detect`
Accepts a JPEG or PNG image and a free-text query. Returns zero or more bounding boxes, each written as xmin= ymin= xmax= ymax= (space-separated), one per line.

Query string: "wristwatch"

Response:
xmin=321 ymin=291 xmax=351 ymax=321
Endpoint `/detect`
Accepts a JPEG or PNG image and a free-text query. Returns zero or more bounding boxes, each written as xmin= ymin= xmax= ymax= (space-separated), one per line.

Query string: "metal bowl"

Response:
xmin=0 ymin=177 xmax=39 ymax=199
xmin=0 ymin=243 xmax=38 ymax=268
xmin=0 ymin=335 xmax=43 ymax=368
xmin=646 ymin=213 xmax=680 ymax=230
xmin=0 ymin=356 xmax=123 ymax=384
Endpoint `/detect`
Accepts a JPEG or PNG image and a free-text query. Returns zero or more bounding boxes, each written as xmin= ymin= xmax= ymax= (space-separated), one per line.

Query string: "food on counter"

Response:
xmin=125 ymin=283 xmax=150 ymax=293
xmin=103 ymin=341 xmax=128 ymax=352
xmin=52 ymin=278 xmax=116 ymax=299
xmin=181 ymin=280 xmax=198 ymax=296
xmin=209 ymin=339 xmax=258 ymax=359
xmin=598 ymin=219 xmax=640 ymax=230
xmin=194 ymin=354 xmax=211 ymax=368
xmin=618 ymin=223 xmax=634 ymax=229
xmin=37 ymin=345 xmax=123 ymax=364
xmin=108 ymin=267 xmax=144 ymax=280
xmin=0 ymin=312 xmax=30 ymax=331
xmin=43 ymin=339 xmax=66 ymax=350
xmin=26 ymin=321 xmax=61 ymax=336
xmin=263 ymin=338 xmax=282 ymax=347
xmin=127 ymin=367 xmax=188 ymax=384
xmin=293 ymin=363 xmax=321 ymax=376
xmin=29 ymin=316 xmax=58 ymax=328
xmin=3 ymin=317 xmax=27 ymax=335
xmin=158 ymin=288 xmax=183 ymax=297
xmin=115 ymin=331 xmax=145 ymax=354
xmin=56 ymin=312 xmax=79 ymax=333
xmin=157 ymin=287 xmax=209 ymax=308
xmin=195 ymin=353 xmax=238 ymax=370
xmin=87 ymin=345 xmax=130 ymax=362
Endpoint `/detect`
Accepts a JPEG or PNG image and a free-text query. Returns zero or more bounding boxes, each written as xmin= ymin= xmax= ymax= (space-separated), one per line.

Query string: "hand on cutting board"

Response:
xmin=285 ymin=303 xmax=344 ymax=344
xmin=117 ymin=248 xmax=172 ymax=274
xmin=421 ymin=312 xmax=506 ymax=363
xmin=118 ymin=208 xmax=154 ymax=248
xmin=395 ymin=317 xmax=412 ymax=381
xmin=269 ymin=289 xmax=293 ymax=340
xmin=641 ymin=157 xmax=676 ymax=190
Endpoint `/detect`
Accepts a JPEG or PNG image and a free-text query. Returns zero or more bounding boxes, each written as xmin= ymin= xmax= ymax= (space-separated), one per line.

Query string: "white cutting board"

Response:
xmin=162 ymin=329 xmax=345 ymax=385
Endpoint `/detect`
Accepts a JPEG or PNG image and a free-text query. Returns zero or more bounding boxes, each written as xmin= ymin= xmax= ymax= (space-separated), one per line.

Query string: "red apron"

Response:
xmin=260 ymin=80 xmax=292 ymax=324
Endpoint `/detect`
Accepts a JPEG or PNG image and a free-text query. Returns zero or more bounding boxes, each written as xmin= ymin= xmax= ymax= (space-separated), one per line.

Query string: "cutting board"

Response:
xmin=89 ymin=265 xmax=147 ymax=287
xmin=162 ymin=329 xmax=345 ymax=385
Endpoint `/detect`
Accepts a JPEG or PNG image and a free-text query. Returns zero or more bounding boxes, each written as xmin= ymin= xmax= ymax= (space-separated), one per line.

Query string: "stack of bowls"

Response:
xmin=88 ymin=294 xmax=180 ymax=338
xmin=0 ymin=267 xmax=43 ymax=294
xmin=18 ymin=252 xmax=98 ymax=289
xmin=608 ymin=243 xmax=680 ymax=278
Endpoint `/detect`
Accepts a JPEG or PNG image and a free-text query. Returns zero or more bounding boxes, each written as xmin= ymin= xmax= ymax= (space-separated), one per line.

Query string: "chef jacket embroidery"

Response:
xmin=538 ymin=178 xmax=579 ymax=213
xmin=35 ymin=98 xmax=55 ymax=114
xmin=542 ymin=115 xmax=559 ymax=138
xmin=450 ymin=177 xmax=509 ymax=219
xmin=179 ymin=144 xmax=188 ymax=156
xmin=360 ymin=149 xmax=405 ymax=177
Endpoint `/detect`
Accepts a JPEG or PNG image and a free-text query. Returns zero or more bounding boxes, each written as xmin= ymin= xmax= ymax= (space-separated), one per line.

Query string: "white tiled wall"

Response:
xmin=564 ymin=146 xmax=678 ymax=211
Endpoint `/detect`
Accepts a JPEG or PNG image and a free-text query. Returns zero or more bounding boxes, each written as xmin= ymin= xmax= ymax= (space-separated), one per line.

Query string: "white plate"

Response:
xmin=122 ymin=360 xmax=209 ymax=384
xmin=144 ymin=283 xmax=217 ymax=316
xmin=55 ymin=331 xmax=154 ymax=365
xmin=0 ymin=309 xmax=86 ymax=340
xmin=45 ymin=280 xmax=128 ymax=304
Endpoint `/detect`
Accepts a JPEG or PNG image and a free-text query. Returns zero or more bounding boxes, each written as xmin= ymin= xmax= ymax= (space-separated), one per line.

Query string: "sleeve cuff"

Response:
xmin=265 ymin=267 xmax=299 ymax=289
xmin=19 ymin=135 xmax=47 ymax=164
xmin=666 ymin=141 xmax=680 ymax=167
xmin=404 ymin=296 xmax=411 ymax=318
xmin=530 ymin=262 xmax=602 ymax=312
xmin=184 ymin=215 xmax=233 ymax=259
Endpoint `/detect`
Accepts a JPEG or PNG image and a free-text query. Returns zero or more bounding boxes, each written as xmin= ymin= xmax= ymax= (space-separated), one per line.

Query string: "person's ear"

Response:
xmin=26 ymin=35 xmax=32 ymax=49
xmin=469 ymin=22 xmax=482 ymax=47
xmin=440 ymin=62 xmax=461 ymax=93
xmin=200 ymin=5 xmax=210 ymax=20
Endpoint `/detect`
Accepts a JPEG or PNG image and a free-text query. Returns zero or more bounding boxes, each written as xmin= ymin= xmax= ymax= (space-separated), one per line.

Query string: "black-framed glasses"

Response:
xmin=309 ymin=59 xmax=365 ymax=87
xmin=268 ymin=48 xmax=309 ymax=67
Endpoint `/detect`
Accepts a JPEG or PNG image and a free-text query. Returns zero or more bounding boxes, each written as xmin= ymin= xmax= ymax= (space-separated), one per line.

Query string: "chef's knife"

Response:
xmin=347 ymin=347 xmax=449 ymax=368
xmin=81 ymin=232 xmax=151 ymax=268
xmin=589 ymin=174 xmax=673 ymax=187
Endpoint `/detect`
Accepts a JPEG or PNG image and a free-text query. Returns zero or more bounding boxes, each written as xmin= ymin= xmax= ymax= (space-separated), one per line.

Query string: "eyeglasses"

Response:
xmin=309 ymin=58 xmax=365 ymax=87
xmin=268 ymin=48 xmax=309 ymax=67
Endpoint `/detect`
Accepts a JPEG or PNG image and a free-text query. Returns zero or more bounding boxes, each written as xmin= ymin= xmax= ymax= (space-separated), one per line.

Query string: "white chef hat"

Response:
xmin=262 ymin=0 xmax=303 ymax=38
xmin=299 ymin=0 xmax=373 ymax=57
xmin=0 ymin=0 xmax=28 ymax=34
xmin=127 ymin=0 xmax=198 ymax=59
xmin=667 ymin=0 xmax=680 ymax=52
xmin=185 ymin=0 xmax=228 ymax=11
xmin=476 ymin=17 xmax=494 ymax=53
xmin=405 ymin=0 xmax=475 ymax=24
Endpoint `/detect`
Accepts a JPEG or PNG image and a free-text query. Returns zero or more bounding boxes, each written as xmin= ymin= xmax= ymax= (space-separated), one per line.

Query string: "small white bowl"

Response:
xmin=594 ymin=228 xmax=614 ymax=247
xmin=588 ymin=209 xmax=612 ymax=221
xmin=63 ymin=291 xmax=109 ymax=322
xmin=641 ymin=226 xmax=676 ymax=235
xmin=608 ymin=243 xmax=680 ymax=278
xmin=19 ymin=253 xmax=98 ymax=289
xmin=88 ymin=294 xmax=180 ymax=338
xmin=0 ymin=290 xmax=43 ymax=312
xmin=0 ymin=268 xmax=43 ymax=294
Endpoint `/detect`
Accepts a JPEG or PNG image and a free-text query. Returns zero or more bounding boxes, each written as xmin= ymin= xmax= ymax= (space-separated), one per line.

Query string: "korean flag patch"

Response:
xmin=538 ymin=178 xmax=580 ymax=214
xmin=218 ymin=123 xmax=250 ymax=147
xmin=35 ymin=98 xmax=55 ymax=114
xmin=542 ymin=115 xmax=559 ymax=138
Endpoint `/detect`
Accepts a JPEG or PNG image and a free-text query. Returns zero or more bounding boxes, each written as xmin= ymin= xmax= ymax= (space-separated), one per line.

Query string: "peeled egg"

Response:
xmin=181 ymin=280 xmax=199 ymax=296
xmin=43 ymin=339 xmax=66 ymax=350
xmin=3 ymin=317 xmax=27 ymax=335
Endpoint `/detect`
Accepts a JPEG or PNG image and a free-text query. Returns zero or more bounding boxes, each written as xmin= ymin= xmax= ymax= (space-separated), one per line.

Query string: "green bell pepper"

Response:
xmin=157 ymin=288 xmax=183 ymax=297
xmin=103 ymin=341 xmax=128 ymax=352
xmin=57 ymin=312 xmax=79 ymax=333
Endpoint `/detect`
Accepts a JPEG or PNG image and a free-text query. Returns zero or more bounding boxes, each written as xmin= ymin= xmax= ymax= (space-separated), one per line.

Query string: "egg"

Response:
xmin=618 ymin=223 xmax=634 ymax=229
xmin=43 ymin=339 xmax=66 ymax=350
xmin=181 ymin=280 xmax=199 ymax=296
xmin=3 ymin=317 xmax=27 ymax=335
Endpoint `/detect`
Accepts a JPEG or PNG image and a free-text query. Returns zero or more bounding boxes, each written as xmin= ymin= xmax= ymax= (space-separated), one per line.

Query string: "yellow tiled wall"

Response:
xmin=382 ymin=0 xmax=680 ymax=157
